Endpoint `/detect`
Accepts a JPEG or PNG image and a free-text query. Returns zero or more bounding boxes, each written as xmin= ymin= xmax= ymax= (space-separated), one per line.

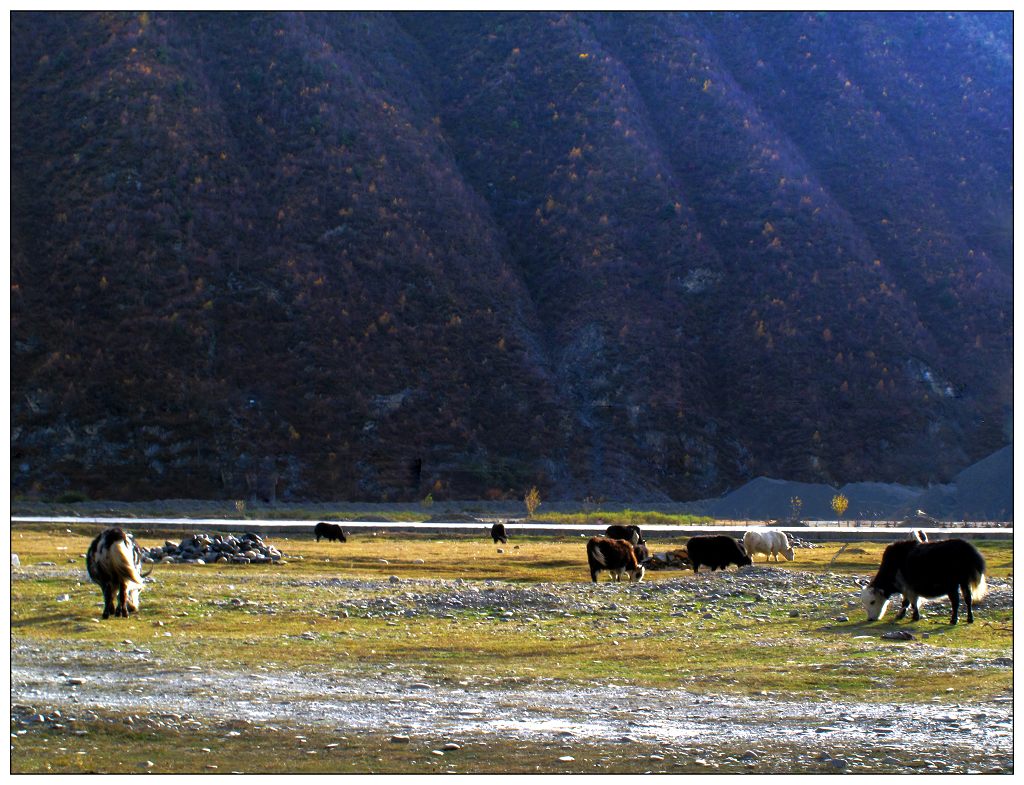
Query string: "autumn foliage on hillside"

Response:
xmin=11 ymin=11 xmax=1012 ymax=501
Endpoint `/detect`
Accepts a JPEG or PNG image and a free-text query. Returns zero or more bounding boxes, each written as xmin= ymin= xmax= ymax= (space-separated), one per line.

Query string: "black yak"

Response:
xmin=685 ymin=535 xmax=752 ymax=573
xmin=587 ymin=536 xmax=645 ymax=583
xmin=86 ymin=528 xmax=150 ymax=619
xmin=605 ymin=524 xmax=645 ymax=545
xmin=860 ymin=538 xmax=987 ymax=625
xmin=314 ymin=522 xmax=347 ymax=543
xmin=491 ymin=522 xmax=509 ymax=544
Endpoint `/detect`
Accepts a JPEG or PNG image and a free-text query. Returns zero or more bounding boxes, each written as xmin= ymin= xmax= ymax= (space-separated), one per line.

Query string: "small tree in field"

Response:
xmin=524 ymin=486 xmax=541 ymax=518
xmin=789 ymin=496 xmax=803 ymax=521
xmin=831 ymin=493 xmax=849 ymax=524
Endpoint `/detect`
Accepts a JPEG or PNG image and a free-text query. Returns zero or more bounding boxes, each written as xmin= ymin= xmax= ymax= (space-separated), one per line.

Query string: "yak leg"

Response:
xmin=909 ymin=593 xmax=921 ymax=621
xmin=100 ymin=583 xmax=115 ymax=619
xmin=948 ymin=589 xmax=961 ymax=625
xmin=961 ymin=582 xmax=974 ymax=624
xmin=894 ymin=596 xmax=910 ymax=620
xmin=590 ymin=568 xmax=599 ymax=583
xmin=115 ymin=583 xmax=128 ymax=617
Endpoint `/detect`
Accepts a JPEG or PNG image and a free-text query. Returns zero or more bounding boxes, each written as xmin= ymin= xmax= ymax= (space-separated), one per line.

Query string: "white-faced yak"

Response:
xmin=587 ymin=536 xmax=645 ymax=583
xmin=604 ymin=524 xmax=645 ymax=546
xmin=860 ymin=538 xmax=987 ymax=625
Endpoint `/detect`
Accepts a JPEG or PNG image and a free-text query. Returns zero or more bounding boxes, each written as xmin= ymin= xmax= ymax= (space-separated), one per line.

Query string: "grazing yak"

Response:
xmin=491 ymin=522 xmax=509 ymax=544
xmin=860 ymin=538 xmax=987 ymax=625
xmin=605 ymin=524 xmax=645 ymax=546
xmin=743 ymin=528 xmax=795 ymax=562
xmin=86 ymin=528 xmax=150 ymax=619
xmin=314 ymin=521 xmax=347 ymax=543
xmin=587 ymin=536 xmax=646 ymax=583
xmin=685 ymin=535 xmax=752 ymax=574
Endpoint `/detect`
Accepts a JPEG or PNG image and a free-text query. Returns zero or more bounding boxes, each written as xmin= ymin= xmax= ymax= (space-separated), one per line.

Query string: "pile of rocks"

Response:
xmin=789 ymin=536 xmax=818 ymax=549
xmin=142 ymin=532 xmax=285 ymax=565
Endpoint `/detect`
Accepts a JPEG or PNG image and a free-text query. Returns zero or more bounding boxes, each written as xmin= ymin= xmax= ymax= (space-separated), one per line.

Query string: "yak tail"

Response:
xmin=970 ymin=573 xmax=988 ymax=603
xmin=111 ymin=539 xmax=147 ymax=587
xmin=587 ymin=541 xmax=606 ymax=567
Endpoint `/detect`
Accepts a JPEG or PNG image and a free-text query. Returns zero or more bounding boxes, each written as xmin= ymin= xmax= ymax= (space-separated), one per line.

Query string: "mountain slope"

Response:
xmin=11 ymin=11 xmax=1012 ymax=501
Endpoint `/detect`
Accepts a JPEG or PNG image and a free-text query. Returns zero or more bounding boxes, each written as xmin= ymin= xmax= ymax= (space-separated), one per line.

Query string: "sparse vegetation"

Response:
xmin=832 ymin=493 xmax=849 ymax=522
xmin=790 ymin=496 xmax=802 ymax=520
xmin=524 ymin=486 xmax=541 ymax=518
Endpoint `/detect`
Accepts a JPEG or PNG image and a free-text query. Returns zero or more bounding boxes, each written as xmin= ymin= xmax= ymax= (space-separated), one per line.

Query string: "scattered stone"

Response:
xmin=881 ymin=631 xmax=914 ymax=641
xmin=443 ymin=743 xmax=461 ymax=751
xmin=558 ymin=756 xmax=575 ymax=762
xmin=56 ymin=594 xmax=71 ymax=602
xmin=390 ymin=735 xmax=410 ymax=743
xmin=11 ymin=554 xmax=20 ymax=567
xmin=991 ymin=657 xmax=1012 ymax=667
xmin=788 ymin=610 xmax=800 ymax=618
xmin=830 ymin=758 xmax=848 ymax=770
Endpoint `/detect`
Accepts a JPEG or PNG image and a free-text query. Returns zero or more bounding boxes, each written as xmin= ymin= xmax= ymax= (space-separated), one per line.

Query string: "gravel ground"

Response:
xmin=9 ymin=645 xmax=1013 ymax=774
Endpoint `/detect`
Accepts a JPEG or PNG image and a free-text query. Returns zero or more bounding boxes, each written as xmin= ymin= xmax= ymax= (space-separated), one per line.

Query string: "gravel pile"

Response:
xmin=142 ymin=532 xmax=286 ymax=565
xmin=281 ymin=569 xmax=1012 ymax=625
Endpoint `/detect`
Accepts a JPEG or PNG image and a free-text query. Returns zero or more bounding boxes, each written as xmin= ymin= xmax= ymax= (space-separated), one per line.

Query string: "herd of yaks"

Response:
xmin=82 ymin=520 xmax=988 ymax=626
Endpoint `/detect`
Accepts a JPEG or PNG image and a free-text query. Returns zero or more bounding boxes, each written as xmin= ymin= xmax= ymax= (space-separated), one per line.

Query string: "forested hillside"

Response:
xmin=11 ymin=11 xmax=1012 ymax=501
